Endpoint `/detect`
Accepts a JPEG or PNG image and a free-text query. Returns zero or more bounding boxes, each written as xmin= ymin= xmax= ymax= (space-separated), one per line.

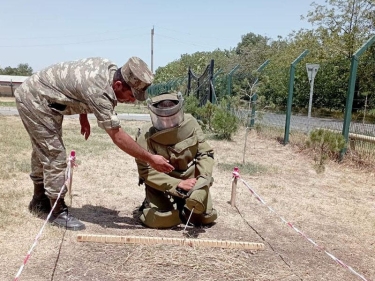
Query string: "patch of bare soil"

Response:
xmin=1 ymin=117 xmax=375 ymax=281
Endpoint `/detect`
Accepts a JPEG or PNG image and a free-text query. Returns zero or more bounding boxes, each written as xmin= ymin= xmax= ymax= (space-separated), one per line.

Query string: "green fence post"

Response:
xmin=340 ymin=35 xmax=375 ymax=159
xmin=284 ymin=49 xmax=309 ymax=145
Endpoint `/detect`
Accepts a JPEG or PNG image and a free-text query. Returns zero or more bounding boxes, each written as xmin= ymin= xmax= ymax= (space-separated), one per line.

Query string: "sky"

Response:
xmin=0 ymin=0 xmax=326 ymax=73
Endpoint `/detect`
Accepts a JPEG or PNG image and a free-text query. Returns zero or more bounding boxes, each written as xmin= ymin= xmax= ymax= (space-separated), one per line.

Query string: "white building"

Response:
xmin=0 ymin=75 xmax=29 ymax=97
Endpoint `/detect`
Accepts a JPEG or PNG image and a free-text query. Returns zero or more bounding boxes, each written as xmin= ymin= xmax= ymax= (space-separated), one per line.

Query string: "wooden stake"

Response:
xmin=77 ymin=234 xmax=265 ymax=250
xmin=66 ymin=150 xmax=75 ymax=205
xmin=231 ymin=176 xmax=237 ymax=207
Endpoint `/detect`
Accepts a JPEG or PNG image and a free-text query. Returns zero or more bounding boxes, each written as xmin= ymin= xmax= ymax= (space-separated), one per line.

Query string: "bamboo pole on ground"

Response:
xmin=77 ymin=234 xmax=265 ymax=250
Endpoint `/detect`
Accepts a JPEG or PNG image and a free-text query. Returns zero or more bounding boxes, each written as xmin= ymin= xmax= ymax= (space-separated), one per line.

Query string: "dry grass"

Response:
xmin=1 ymin=115 xmax=375 ymax=281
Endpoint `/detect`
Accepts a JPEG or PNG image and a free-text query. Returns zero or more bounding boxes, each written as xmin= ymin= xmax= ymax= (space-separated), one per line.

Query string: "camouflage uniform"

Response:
xmin=135 ymin=114 xmax=218 ymax=228
xmin=15 ymin=57 xmax=121 ymax=198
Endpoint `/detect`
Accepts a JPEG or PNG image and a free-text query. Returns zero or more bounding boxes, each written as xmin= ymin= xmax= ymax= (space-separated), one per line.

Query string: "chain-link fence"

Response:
xmin=230 ymin=53 xmax=375 ymax=163
xmin=148 ymin=39 xmax=375 ymax=163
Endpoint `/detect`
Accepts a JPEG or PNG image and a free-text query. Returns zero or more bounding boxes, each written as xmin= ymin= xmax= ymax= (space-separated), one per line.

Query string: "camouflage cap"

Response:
xmin=121 ymin=57 xmax=154 ymax=101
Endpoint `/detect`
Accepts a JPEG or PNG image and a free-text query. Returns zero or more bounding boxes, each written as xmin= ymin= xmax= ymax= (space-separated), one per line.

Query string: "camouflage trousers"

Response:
xmin=15 ymin=91 xmax=67 ymax=199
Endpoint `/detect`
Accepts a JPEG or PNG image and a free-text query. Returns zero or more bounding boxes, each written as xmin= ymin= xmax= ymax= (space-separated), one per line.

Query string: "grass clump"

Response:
xmin=217 ymin=162 xmax=268 ymax=176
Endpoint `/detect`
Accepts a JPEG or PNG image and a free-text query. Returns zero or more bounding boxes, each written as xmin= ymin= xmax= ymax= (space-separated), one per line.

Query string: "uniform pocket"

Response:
xmin=169 ymin=135 xmax=198 ymax=154
xmin=168 ymin=135 xmax=198 ymax=171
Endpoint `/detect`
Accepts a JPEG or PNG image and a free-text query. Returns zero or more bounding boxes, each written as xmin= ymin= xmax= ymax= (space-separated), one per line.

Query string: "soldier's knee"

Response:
xmin=185 ymin=186 xmax=209 ymax=214
xmin=184 ymin=208 xmax=218 ymax=226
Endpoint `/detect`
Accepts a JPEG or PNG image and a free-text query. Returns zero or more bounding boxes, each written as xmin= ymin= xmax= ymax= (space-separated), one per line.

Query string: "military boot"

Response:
xmin=28 ymin=183 xmax=51 ymax=214
xmin=49 ymin=198 xmax=85 ymax=231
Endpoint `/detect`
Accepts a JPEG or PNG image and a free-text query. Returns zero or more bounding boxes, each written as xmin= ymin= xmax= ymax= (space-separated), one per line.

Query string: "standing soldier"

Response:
xmin=15 ymin=57 xmax=174 ymax=231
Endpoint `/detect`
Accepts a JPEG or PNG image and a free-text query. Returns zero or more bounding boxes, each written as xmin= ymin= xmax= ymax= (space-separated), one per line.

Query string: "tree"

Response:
xmin=303 ymin=0 xmax=375 ymax=59
xmin=0 ymin=63 xmax=33 ymax=76
xmin=302 ymin=0 xmax=375 ymax=115
xmin=235 ymin=32 xmax=272 ymax=74
xmin=154 ymin=49 xmax=235 ymax=83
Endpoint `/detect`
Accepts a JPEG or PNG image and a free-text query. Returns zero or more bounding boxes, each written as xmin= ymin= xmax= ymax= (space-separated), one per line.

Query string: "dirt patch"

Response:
xmin=1 ymin=116 xmax=374 ymax=281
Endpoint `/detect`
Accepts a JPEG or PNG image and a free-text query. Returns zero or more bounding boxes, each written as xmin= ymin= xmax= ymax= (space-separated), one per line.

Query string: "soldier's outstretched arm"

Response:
xmin=105 ymin=127 xmax=174 ymax=173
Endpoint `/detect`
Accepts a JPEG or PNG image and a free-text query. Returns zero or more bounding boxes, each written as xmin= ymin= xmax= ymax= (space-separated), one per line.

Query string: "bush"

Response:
xmin=212 ymin=106 xmax=239 ymax=140
xmin=184 ymin=94 xmax=200 ymax=116
xmin=196 ymin=101 xmax=216 ymax=131
xmin=184 ymin=94 xmax=240 ymax=140
xmin=306 ymin=129 xmax=347 ymax=173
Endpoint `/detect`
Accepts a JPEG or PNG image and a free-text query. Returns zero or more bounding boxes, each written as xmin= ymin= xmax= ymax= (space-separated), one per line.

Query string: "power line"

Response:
xmin=156 ymin=26 xmax=232 ymax=42
xmin=155 ymin=33 xmax=218 ymax=49
xmin=0 ymin=34 xmax=149 ymax=48
xmin=1 ymin=27 xmax=149 ymax=40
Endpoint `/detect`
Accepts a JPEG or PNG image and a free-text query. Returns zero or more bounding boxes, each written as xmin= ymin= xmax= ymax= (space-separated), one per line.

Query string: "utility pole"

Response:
xmin=151 ymin=26 xmax=154 ymax=73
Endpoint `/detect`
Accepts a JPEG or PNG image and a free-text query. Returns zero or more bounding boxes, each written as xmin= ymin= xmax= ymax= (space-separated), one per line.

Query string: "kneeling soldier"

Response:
xmin=135 ymin=92 xmax=217 ymax=228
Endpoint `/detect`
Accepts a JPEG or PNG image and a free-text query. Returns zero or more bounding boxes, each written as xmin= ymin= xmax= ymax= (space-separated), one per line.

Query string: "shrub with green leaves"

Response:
xmin=196 ymin=101 xmax=217 ymax=131
xmin=184 ymin=94 xmax=200 ymax=116
xmin=183 ymin=94 xmax=240 ymax=140
xmin=211 ymin=106 xmax=239 ymax=140
xmin=306 ymin=129 xmax=347 ymax=173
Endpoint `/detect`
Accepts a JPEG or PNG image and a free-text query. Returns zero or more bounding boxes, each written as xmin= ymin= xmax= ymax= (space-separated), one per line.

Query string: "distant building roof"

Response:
xmin=0 ymin=75 xmax=29 ymax=84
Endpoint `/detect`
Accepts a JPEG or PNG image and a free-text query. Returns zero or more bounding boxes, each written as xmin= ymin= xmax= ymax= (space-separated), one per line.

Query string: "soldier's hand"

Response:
xmin=149 ymin=155 xmax=174 ymax=173
xmin=80 ymin=125 xmax=90 ymax=140
xmin=177 ymin=178 xmax=197 ymax=192
xmin=79 ymin=114 xmax=91 ymax=140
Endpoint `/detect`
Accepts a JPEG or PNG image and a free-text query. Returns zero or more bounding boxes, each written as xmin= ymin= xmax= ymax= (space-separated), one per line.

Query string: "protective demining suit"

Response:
xmin=135 ymin=111 xmax=218 ymax=229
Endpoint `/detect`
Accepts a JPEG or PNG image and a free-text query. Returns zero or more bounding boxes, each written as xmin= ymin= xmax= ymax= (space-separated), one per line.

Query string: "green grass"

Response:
xmin=62 ymin=123 xmax=141 ymax=158
xmin=0 ymin=117 xmax=31 ymax=179
xmin=0 ymin=101 xmax=16 ymax=107
xmin=115 ymin=103 xmax=149 ymax=114
xmin=0 ymin=116 xmax=142 ymax=179
xmin=63 ymin=124 xmax=111 ymax=156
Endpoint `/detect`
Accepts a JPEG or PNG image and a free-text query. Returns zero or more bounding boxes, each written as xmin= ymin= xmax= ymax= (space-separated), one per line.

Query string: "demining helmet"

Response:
xmin=147 ymin=92 xmax=184 ymax=130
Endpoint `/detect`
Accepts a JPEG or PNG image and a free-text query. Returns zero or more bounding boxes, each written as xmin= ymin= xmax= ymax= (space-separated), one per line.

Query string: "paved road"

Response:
xmin=234 ymin=110 xmax=375 ymax=136
xmin=0 ymin=106 xmax=151 ymax=121
xmin=265 ymin=113 xmax=375 ymax=136
xmin=2 ymin=106 xmax=374 ymax=136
